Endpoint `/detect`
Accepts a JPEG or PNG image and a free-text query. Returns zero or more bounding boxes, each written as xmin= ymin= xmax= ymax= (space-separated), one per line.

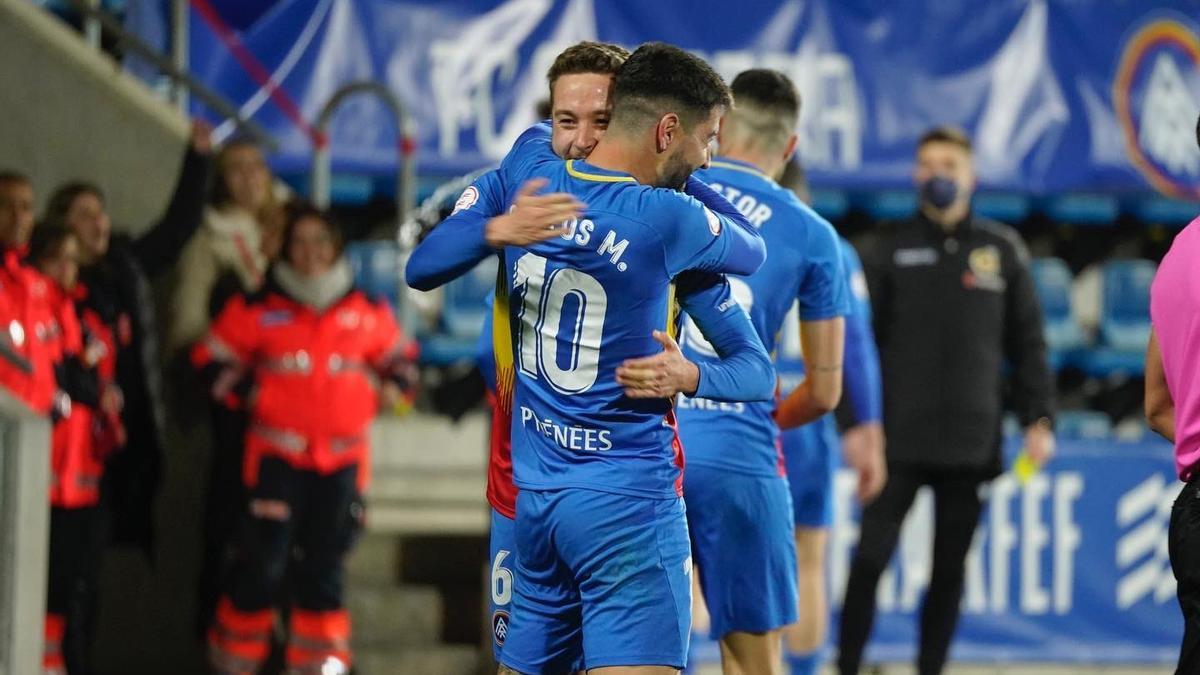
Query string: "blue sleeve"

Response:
xmin=498 ymin=121 xmax=557 ymax=185
xmin=656 ymin=180 xmax=766 ymax=278
xmin=675 ymin=272 xmax=774 ymax=402
xmin=476 ymin=293 xmax=497 ymax=394
xmin=839 ymin=240 xmax=882 ymax=424
xmin=405 ymin=170 xmax=506 ymax=291
xmin=796 ymin=210 xmax=851 ymax=320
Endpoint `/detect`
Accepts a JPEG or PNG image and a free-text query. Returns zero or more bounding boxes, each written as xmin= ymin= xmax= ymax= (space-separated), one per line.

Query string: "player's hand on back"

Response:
xmin=616 ymin=330 xmax=701 ymax=399
xmin=485 ymin=178 xmax=585 ymax=248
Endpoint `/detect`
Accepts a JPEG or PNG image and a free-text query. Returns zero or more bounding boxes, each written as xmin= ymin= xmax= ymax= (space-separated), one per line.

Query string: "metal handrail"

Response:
xmin=63 ymin=0 xmax=277 ymax=150
xmin=311 ymin=81 xmax=418 ymax=220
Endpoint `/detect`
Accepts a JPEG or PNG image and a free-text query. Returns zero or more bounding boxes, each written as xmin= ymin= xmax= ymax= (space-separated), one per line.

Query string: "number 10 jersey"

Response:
xmin=498 ymin=127 xmax=765 ymax=500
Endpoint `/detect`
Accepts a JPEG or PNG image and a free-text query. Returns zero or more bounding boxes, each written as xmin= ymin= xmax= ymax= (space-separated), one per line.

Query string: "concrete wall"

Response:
xmin=0 ymin=0 xmax=189 ymax=236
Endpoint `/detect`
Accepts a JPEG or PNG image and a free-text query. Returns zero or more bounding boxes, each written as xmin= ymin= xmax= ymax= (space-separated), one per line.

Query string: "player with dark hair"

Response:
xmin=676 ymin=68 xmax=855 ymax=674
xmin=486 ymin=42 xmax=771 ymax=674
xmin=774 ymin=159 xmax=886 ymax=675
xmin=409 ymin=42 xmax=769 ymax=673
xmin=408 ymin=41 xmax=625 ymax=668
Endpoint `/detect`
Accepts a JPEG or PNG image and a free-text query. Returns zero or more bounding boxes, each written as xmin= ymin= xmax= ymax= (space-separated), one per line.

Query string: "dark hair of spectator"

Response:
xmin=0 ymin=170 xmax=31 ymax=188
xmin=43 ymin=182 xmax=104 ymax=230
xmin=281 ymin=201 xmax=344 ymax=257
xmin=26 ymin=222 xmax=75 ymax=265
xmin=210 ymin=137 xmax=265 ymax=207
xmin=730 ymin=69 xmax=801 ymax=124
xmin=610 ymin=42 xmax=733 ymax=130
xmin=918 ymin=125 xmax=973 ymax=154
xmin=546 ymin=41 xmax=630 ymax=104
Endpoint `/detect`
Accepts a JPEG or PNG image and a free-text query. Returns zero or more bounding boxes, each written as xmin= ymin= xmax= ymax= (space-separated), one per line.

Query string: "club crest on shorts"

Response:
xmin=492 ymin=610 xmax=510 ymax=645
xmin=453 ymin=185 xmax=480 ymax=214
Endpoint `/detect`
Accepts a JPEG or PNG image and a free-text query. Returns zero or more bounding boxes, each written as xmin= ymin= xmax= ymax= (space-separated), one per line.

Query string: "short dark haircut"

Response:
xmin=26 ymin=222 xmax=75 ymax=265
xmin=610 ymin=42 xmax=733 ymax=129
xmin=44 ymin=181 xmax=104 ymax=230
xmin=281 ymin=200 xmax=344 ymax=258
xmin=725 ymin=69 xmax=801 ymax=151
xmin=0 ymin=171 xmax=30 ymax=188
xmin=731 ymin=69 xmax=801 ymax=124
xmin=917 ymin=125 xmax=973 ymax=154
xmin=546 ymin=41 xmax=630 ymax=104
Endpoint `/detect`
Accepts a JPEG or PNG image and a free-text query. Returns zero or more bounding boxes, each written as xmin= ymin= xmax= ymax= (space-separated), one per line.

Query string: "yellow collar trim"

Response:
xmin=565 ymin=160 xmax=636 ymax=183
xmin=708 ymin=160 xmax=771 ymax=181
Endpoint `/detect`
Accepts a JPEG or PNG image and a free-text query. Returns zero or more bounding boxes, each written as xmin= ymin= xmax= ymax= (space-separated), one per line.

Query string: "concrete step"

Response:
xmin=347 ymin=583 xmax=442 ymax=647
xmin=368 ymin=467 xmax=486 ymax=505
xmin=370 ymin=412 xmax=489 ymax=471
xmin=366 ymin=502 xmax=489 ymax=536
xmin=353 ymin=644 xmax=481 ymax=675
xmin=346 ymin=533 xmax=401 ymax=585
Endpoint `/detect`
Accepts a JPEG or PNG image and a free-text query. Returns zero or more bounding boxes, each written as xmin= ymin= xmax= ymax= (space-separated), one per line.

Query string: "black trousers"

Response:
xmin=838 ymin=464 xmax=986 ymax=675
xmin=195 ymin=404 xmax=248 ymax=637
xmin=226 ymin=457 xmax=362 ymax=613
xmin=47 ymin=506 xmax=104 ymax=675
xmin=1170 ymin=477 xmax=1200 ymax=674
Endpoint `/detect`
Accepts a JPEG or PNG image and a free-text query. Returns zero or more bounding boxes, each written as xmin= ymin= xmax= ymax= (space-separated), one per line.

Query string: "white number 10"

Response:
xmin=513 ymin=253 xmax=608 ymax=395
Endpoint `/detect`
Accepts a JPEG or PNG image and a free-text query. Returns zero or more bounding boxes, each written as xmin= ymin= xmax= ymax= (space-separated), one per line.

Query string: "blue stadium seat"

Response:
xmin=1074 ymin=259 xmax=1155 ymax=378
xmin=441 ymin=257 xmax=497 ymax=337
xmin=1054 ymin=410 xmax=1113 ymax=440
xmin=1029 ymin=257 xmax=1086 ymax=370
xmin=345 ymin=240 xmax=401 ymax=307
xmin=1044 ymin=193 xmax=1119 ymax=226
xmin=809 ymin=189 xmax=848 ymax=221
xmin=862 ymin=190 xmax=917 ymax=221
xmin=974 ymin=192 xmax=1031 ymax=223
xmin=1131 ymin=195 xmax=1200 ymax=227
xmin=1098 ymin=259 xmax=1155 ymax=351
xmin=417 ymin=257 xmax=497 ymax=366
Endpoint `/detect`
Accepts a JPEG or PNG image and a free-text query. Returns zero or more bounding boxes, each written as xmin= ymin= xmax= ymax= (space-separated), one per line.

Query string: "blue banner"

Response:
xmin=824 ymin=438 xmax=1181 ymax=664
xmin=126 ymin=0 xmax=1200 ymax=197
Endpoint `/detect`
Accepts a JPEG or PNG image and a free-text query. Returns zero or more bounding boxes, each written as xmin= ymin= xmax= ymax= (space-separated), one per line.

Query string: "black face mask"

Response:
xmin=920 ymin=175 xmax=959 ymax=210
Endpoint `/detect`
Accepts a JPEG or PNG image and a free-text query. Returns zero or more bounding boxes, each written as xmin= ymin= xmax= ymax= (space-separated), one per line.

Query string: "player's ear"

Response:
xmin=782 ymin=133 xmax=799 ymax=164
xmin=656 ymin=113 xmax=681 ymax=154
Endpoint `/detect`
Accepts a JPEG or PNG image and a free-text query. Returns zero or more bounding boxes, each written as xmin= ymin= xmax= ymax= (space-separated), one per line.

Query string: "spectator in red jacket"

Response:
xmin=195 ymin=204 xmax=416 ymax=675
xmin=27 ymin=223 xmax=123 ymax=675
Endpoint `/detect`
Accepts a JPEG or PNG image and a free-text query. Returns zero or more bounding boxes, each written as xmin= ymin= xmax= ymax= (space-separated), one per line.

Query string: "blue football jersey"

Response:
xmin=498 ymin=129 xmax=767 ymax=498
xmin=677 ymin=158 xmax=850 ymax=476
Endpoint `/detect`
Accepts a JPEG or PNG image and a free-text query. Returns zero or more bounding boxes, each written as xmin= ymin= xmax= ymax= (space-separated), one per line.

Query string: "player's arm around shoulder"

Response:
xmin=676 ymin=271 xmax=775 ymax=402
xmin=655 ymin=181 xmax=766 ymax=278
xmin=405 ymin=170 xmax=507 ymax=291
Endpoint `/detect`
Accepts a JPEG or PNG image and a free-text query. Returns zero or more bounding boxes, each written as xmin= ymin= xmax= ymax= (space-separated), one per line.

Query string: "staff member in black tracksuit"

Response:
xmin=837 ymin=126 xmax=1055 ymax=675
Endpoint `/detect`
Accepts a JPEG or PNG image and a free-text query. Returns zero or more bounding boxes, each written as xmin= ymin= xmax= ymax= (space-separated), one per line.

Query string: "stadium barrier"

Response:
xmin=0 ymin=391 xmax=51 ymax=675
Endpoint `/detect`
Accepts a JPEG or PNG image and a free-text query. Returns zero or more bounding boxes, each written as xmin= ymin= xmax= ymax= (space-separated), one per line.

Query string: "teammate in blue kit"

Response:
xmin=492 ymin=44 xmax=775 ymax=675
xmin=408 ymin=44 xmax=628 ymax=667
xmin=407 ymin=43 xmax=773 ymax=672
xmin=774 ymin=203 xmax=886 ymax=674
xmin=675 ymin=69 xmax=849 ymax=675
